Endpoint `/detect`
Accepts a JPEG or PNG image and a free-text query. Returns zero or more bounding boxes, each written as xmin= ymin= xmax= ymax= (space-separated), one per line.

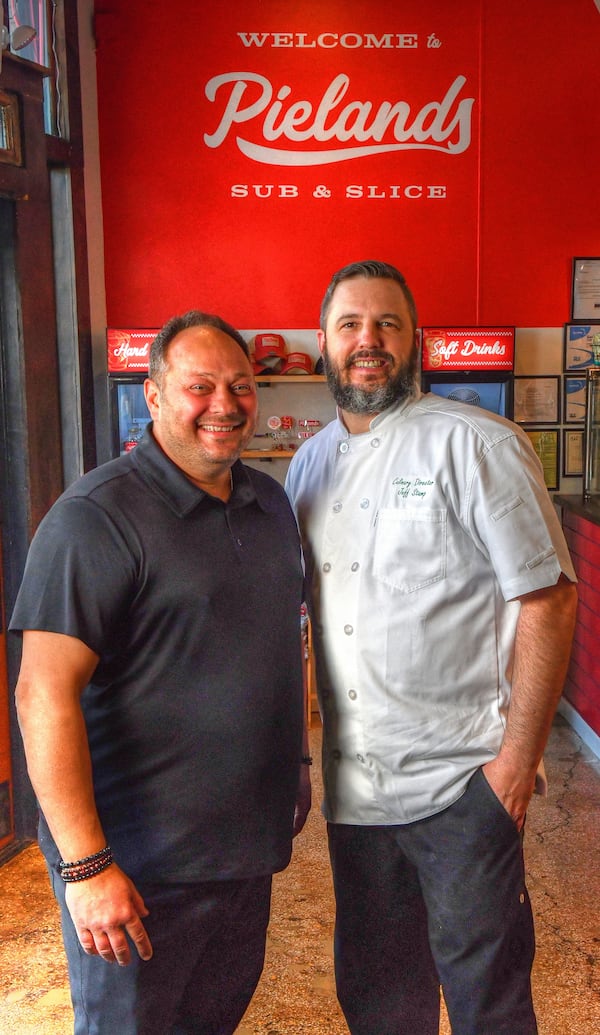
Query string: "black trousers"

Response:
xmin=328 ymin=767 xmax=537 ymax=1035
xmin=50 ymin=868 xmax=272 ymax=1035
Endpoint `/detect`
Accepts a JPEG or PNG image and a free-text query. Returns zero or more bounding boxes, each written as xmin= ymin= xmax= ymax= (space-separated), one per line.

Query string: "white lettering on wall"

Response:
xmin=236 ymin=32 xmax=420 ymax=49
xmin=204 ymin=73 xmax=474 ymax=166
xmin=230 ymin=183 xmax=447 ymax=199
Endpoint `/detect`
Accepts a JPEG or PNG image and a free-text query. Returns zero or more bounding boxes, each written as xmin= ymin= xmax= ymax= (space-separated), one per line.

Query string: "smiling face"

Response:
xmin=144 ymin=326 xmax=257 ymax=494
xmin=318 ymin=275 xmax=419 ymax=433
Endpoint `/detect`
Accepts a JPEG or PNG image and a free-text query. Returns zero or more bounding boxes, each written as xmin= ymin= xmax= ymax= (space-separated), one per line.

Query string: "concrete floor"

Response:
xmin=0 ymin=715 xmax=599 ymax=1034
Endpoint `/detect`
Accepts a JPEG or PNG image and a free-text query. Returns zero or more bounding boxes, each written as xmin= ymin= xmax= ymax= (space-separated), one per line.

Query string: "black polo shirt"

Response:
xmin=11 ymin=427 xmax=305 ymax=883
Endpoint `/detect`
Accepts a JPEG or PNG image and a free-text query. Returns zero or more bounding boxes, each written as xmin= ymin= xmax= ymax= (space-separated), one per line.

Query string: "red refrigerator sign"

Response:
xmin=421 ymin=327 xmax=515 ymax=371
xmin=107 ymin=329 xmax=158 ymax=373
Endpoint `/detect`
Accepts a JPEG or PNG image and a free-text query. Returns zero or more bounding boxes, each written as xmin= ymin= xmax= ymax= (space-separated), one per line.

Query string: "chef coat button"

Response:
xmin=344 ymin=624 xmax=354 ymax=636
xmin=351 ymin=562 xmax=359 ymax=572
xmin=339 ymin=441 xmax=349 ymax=454
xmin=370 ymin=438 xmax=380 ymax=448
xmin=356 ymin=753 xmax=365 ymax=763
xmin=332 ymin=749 xmax=342 ymax=760
xmin=359 ymin=498 xmax=370 ymax=509
xmin=323 ymin=562 xmax=332 ymax=572
xmin=333 ymin=501 xmax=342 ymax=513
xmin=348 ymin=689 xmax=357 ymax=700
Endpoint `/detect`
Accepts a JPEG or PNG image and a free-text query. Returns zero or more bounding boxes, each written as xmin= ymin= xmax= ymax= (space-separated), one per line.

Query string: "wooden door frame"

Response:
xmin=0 ymin=7 xmax=95 ymax=850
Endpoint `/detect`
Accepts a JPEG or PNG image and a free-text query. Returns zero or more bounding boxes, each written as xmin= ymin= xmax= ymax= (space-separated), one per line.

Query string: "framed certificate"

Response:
xmin=563 ymin=429 xmax=584 ymax=478
xmin=563 ymin=376 xmax=587 ymax=423
xmin=523 ymin=428 xmax=559 ymax=491
xmin=564 ymin=323 xmax=600 ymax=370
xmin=571 ymin=257 xmax=600 ymax=321
xmin=513 ymin=376 xmax=560 ymax=424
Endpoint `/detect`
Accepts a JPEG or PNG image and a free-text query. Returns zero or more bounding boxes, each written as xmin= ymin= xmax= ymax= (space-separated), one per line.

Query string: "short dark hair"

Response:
xmin=149 ymin=310 xmax=250 ymax=384
xmin=319 ymin=260 xmax=418 ymax=332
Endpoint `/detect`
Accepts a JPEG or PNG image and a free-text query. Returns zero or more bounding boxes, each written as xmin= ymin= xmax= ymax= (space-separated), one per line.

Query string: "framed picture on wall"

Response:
xmin=513 ymin=376 xmax=560 ymax=424
xmin=563 ymin=322 xmax=600 ymax=371
xmin=0 ymin=89 xmax=22 ymax=166
xmin=571 ymin=257 xmax=600 ymax=321
xmin=563 ymin=376 xmax=587 ymax=423
xmin=563 ymin=429 xmax=584 ymax=478
xmin=523 ymin=428 xmax=560 ymax=491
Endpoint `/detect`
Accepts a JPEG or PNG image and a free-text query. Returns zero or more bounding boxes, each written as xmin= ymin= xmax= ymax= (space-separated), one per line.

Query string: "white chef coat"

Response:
xmin=285 ymin=392 xmax=576 ymax=825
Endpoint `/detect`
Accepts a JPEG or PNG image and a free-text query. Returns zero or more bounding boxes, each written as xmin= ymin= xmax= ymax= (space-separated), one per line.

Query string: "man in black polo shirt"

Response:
xmin=11 ymin=311 xmax=311 ymax=1034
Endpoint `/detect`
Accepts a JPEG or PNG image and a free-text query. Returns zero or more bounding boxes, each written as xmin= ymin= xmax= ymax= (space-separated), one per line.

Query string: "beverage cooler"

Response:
xmin=420 ymin=326 xmax=515 ymax=419
xmin=107 ymin=329 xmax=158 ymax=457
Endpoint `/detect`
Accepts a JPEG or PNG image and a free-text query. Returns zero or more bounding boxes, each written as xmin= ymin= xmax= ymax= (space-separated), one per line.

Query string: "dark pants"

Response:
xmin=50 ymin=868 xmax=272 ymax=1035
xmin=328 ymin=768 xmax=537 ymax=1035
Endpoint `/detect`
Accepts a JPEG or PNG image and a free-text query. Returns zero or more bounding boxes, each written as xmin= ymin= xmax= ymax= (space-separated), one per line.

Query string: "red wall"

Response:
xmin=94 ymin=0 xmax=600 ymax=329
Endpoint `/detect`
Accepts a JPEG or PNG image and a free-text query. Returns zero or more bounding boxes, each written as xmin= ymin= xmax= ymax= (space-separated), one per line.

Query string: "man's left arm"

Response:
xmin=483 ymin=574 xmax=578 ymax=830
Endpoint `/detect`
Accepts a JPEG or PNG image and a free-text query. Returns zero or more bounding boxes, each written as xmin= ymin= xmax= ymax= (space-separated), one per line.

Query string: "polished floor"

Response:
xmin=0 ymin=715 xmax=599 ymax=1034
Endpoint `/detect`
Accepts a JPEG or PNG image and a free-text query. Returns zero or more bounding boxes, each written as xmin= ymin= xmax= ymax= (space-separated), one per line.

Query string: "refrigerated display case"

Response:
xmin=421 ymin=373 xmax=513 ymax=418
xmin=421 ymin=326 xmax=515 ymax=420
xmin=109 ymin=375 xmax=151 ymax=457
xmin=107 ymin=329 xmax=157 ymax=458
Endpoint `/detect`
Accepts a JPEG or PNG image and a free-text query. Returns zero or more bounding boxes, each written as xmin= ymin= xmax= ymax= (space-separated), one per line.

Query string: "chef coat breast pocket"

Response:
xmin=373 ymin=507 xmax=447 ymax=593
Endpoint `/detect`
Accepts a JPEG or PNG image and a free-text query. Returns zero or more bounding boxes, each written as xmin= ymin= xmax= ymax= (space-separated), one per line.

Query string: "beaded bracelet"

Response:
xmin=59 ymin=845 xmax=114 ymax=883
xmin=301 ymin=755 xmax=313 ymax=766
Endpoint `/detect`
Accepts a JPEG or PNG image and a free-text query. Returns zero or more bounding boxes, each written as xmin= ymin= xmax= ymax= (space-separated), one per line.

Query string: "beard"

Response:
xmin=322 ymin=342 xmax=419 ymax=415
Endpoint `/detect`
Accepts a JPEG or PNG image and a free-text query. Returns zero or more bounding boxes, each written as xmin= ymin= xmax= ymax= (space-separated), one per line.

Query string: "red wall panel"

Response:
xmin=93 ymin=0 xmax=600 ymax=329
xmin=562 ymin=511 xmax=600 ymax=735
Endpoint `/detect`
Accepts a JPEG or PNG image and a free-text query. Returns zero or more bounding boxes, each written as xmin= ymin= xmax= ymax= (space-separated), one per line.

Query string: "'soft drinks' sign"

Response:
xmin=421 ymin=327 xmax=515 ymax=371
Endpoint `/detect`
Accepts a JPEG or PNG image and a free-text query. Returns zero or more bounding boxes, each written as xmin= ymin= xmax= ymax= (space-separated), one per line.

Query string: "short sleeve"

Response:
xmin=467 ymin=432 xmax=576 ymax=600
xmin=10 ymin=496 xmax=137 ymax=653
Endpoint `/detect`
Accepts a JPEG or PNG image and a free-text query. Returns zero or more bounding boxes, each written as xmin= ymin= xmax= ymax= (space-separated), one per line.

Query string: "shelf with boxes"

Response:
xmin=241 ymin=331 xmax=335 ymax=478
xmin=243 ymin=375 xmax=333 ymax=464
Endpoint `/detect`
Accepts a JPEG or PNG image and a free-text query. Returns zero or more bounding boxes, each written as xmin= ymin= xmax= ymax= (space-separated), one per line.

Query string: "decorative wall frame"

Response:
xmin=571 ymin=257 xmax=600 ymax=321
xmin=513 ymin=376 xmax=559 ymax=424
xmin=523 ymin=428 xmax=560 ymax=491
xmin=563 ymin=376 xmax=587 ymax=423
xmin=0 ymin=89 xmax=22 ymax=166
xmin=564 ymin=323 xmax=600 ymax=371
xmin=563 ymin=429 xmax=584 ymax=478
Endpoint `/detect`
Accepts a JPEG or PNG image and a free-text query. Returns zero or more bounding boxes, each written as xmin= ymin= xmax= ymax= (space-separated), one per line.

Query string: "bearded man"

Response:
xmin=285 ymin=260 xmax=577 ymax=1035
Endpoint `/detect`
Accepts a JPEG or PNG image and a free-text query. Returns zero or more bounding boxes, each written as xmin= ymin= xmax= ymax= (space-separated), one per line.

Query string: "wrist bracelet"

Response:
xmin=59 ymin=845 xmax=113 ymax=883
xmin=301 ymin=755 xmax=313 ymax=765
